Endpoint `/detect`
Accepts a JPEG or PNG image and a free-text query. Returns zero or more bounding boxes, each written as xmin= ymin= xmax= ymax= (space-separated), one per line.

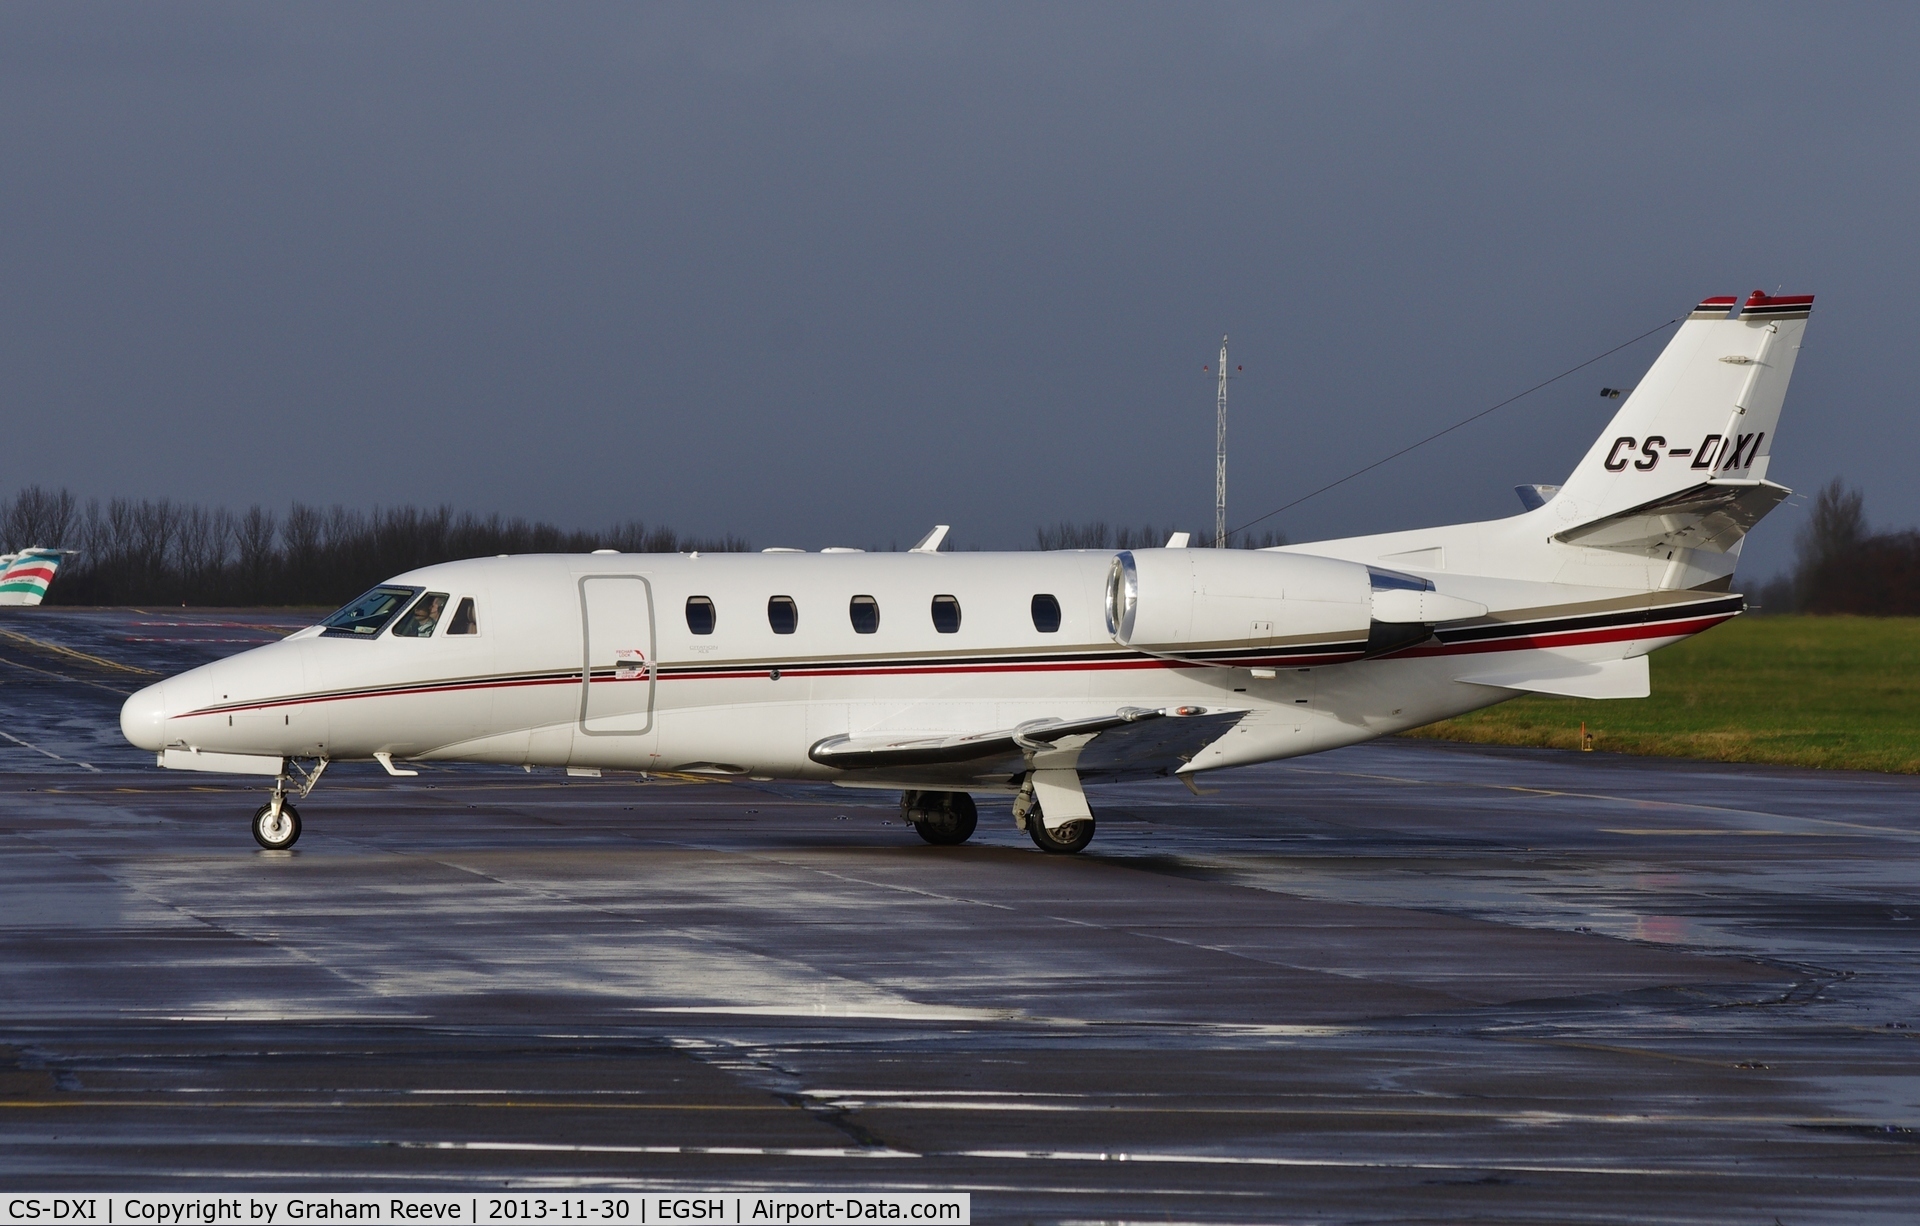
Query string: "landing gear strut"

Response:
xmin=902 ymin=790 xmax=978 ymax=846
xmin=253 ymin=757 xmax=328 ymax=850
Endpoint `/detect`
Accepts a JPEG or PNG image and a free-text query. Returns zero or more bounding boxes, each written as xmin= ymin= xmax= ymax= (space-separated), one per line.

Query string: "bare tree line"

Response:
xmin=1033 ymin=521 xmax=1287 ymax=550
xmin=30 ymin=477 xmax=1907 ymax=615
xmin=1 ymin=487 xmax=1294 ymax=607
xmin=1755 ymin=478 xmax=1920 ymax=615
xmin=1 ymin=486 xmax=749 ymax=606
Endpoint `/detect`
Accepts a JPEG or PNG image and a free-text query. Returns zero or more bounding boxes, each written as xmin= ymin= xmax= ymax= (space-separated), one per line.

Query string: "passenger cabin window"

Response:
xmin=767 ymin=596 xmax=799 ymax=634
xmin=849 ymin=595 xmax=880 ymax=634
xmin=686 ymin=596 xmax=717 ymax=635
xmin=931 ymin=594 xmax=962 ymax=634
xmin=321 ymin=585 xmax=420 ymax=639
xmin=391 ymin=591 xmax=449 ymax=638
xmin=445 ymin=597 xmax=478 ymax=635
xmin=1031 ymin=593 xmax=1062 ymax=633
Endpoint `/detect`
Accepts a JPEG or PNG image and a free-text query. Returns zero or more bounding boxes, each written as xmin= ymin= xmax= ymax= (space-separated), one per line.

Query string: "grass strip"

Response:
xmin=1404 ymin=615 xmax=1920 ymax=774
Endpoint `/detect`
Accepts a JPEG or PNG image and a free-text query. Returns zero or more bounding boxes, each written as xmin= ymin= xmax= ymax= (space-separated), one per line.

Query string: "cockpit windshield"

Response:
xmin=321 ymin=585 xmax=422 ymax=639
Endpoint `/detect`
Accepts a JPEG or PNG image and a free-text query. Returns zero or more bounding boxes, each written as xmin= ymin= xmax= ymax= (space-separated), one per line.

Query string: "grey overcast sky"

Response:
xmin=2 ymin=3 xmax=1915 ymax=575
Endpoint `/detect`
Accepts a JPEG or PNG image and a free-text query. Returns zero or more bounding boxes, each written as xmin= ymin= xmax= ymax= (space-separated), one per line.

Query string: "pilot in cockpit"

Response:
xmin=391 ymin=592 xmax=448 ymax=638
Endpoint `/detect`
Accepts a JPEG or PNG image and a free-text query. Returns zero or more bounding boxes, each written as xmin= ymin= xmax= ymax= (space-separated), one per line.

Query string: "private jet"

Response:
xmin=121 ymin=291 xmax=1812 ymax=852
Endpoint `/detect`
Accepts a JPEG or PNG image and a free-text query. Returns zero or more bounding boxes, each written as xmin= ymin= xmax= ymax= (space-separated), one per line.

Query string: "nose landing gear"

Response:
xmin=252 ymin=757 xmax=328 ymax=850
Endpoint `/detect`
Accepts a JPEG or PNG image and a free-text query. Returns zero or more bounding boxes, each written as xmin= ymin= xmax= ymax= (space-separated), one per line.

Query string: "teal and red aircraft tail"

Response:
xmin=0 ymin=548 xmax=69 ymax=606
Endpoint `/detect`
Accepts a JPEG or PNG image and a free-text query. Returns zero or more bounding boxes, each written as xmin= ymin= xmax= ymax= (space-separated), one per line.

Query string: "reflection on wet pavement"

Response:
xmin=0 ymin=608 xmax=1916 ymax=1222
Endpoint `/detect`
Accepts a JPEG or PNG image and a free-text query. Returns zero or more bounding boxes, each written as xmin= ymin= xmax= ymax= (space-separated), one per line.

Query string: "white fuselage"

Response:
xmin=118 ymin=542 xmax=1738 ymax=792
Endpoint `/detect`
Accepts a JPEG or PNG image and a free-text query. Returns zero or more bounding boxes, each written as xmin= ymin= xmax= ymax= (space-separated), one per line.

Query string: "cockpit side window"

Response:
xmin=321 ymin=585 xmax=421 ymax=639
xmin=446 ymin=597 xmax=479 ymax=635
xmin=392 ymin=591 xmax=450 ymax=638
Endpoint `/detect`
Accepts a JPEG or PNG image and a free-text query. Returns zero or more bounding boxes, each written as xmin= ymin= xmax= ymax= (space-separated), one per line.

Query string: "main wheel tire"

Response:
xmin=910 ymin=791 xmax=978 ymax=846
xmin=252 ymin=801 xmax=302 ymax=850
xmin=1028 ymin=812 xmax=1094 ymax=854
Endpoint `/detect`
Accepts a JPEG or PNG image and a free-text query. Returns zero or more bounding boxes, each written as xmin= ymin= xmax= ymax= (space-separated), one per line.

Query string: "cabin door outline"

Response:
xmin=578 ymin=574 xmax=656 ymax=735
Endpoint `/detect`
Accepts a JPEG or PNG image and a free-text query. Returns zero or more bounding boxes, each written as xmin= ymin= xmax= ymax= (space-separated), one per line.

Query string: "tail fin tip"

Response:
xmin=1740 ymin=290 xmax=1814 ymax=320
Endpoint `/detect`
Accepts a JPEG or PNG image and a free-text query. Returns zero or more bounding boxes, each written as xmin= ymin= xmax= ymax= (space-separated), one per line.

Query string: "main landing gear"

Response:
xmin=1025 ymin=807 xmax=1095 ymax=854
xmin=1013 ymin=772 xmax=1096 ymax=854
xmin=902 ymin=790 xmax=978 ymax=845
xmin=252 ymin=757 xmax=328 ymax=850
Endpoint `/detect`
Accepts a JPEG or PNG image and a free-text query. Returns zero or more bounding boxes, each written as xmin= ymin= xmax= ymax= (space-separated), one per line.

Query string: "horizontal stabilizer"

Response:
xmin=1457 ymin=654 xmax=1649 ymax=700
xmin=1515 ymin=483 xmax=1561 ymax=511
xmin=1554 ymin=479 xmax=1790 ymax=554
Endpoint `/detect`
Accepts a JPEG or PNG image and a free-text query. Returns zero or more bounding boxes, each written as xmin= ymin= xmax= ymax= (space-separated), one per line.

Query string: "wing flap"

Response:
xmin=808 ymin=705 xmax=1246 ymax=779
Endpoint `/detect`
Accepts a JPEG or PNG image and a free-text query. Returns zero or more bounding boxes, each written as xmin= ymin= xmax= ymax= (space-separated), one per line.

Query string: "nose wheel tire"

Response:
xmin=905 ymin=790 xmax=978 ymax=846
xmin=252 ymin=802 xmax=302 ymax=850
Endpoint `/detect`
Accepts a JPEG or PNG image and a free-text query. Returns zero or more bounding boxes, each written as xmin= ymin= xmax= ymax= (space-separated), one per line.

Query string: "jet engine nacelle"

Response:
xmin=1104 ymin=548 xmax=1490 ymax=657
xmin=1104 ymin=548 xmax=1374 ymax=652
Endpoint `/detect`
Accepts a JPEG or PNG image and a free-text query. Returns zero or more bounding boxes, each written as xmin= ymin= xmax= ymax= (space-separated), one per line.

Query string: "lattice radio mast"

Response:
xmin=1214 ymin=335 xmax=1229 ymax=548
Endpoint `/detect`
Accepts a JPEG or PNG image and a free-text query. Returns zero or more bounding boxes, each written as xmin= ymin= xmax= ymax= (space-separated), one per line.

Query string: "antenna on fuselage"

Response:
xmin=1213 ymin=336 xmax=1229 ymax=547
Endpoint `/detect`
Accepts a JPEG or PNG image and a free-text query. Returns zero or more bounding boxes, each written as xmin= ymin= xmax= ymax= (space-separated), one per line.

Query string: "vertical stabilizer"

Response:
xmin=0 ymin=549 xmax=68 ymax=606
xmin=1554 ymin=291 xmax=1811 ymax=527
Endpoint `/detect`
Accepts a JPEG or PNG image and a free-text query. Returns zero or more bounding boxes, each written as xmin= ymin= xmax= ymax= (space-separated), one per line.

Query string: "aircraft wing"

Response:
xmin=808 ymin=705 xmax=1247 ymax=782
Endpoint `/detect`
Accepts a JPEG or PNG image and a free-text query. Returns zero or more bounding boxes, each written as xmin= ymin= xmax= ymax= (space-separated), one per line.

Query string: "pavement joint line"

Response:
xmin=930 ymin=1149 xmax=1783 ymax=1177
xmin=314 ymin=839 xmax=953 ymax=1019
xmin=0 ymin=726 xmax=99 ymax=771
xmin=414 ymin=1140 xmax=920 ymax=1158
xmin=0 ymin=1092 xmax=1880 ymax=1127
xmin=743 ymin=852 xmax=1748 ymax=999
xmin=0 ymin=652 xmax=137 ymax=695
xmin=0 ymin=1100 xmax=804 ymax=1110
xmin=0 ymin=626 xmax=159 ymax=675
xmin=1278 ymin=764 xmax=1920 ymax=840
xmin=1493 ymin=1035 xmax=1789 ymax=1069
xmin=395 ymin=1139 xmax=1891 ymax=1178
xmin=2 ymin=824 xmax=395 ymax=999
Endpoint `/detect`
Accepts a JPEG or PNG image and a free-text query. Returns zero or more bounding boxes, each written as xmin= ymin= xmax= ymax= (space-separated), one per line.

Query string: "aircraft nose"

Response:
xmin=121 ymin=682 xmax=167 ymax=752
